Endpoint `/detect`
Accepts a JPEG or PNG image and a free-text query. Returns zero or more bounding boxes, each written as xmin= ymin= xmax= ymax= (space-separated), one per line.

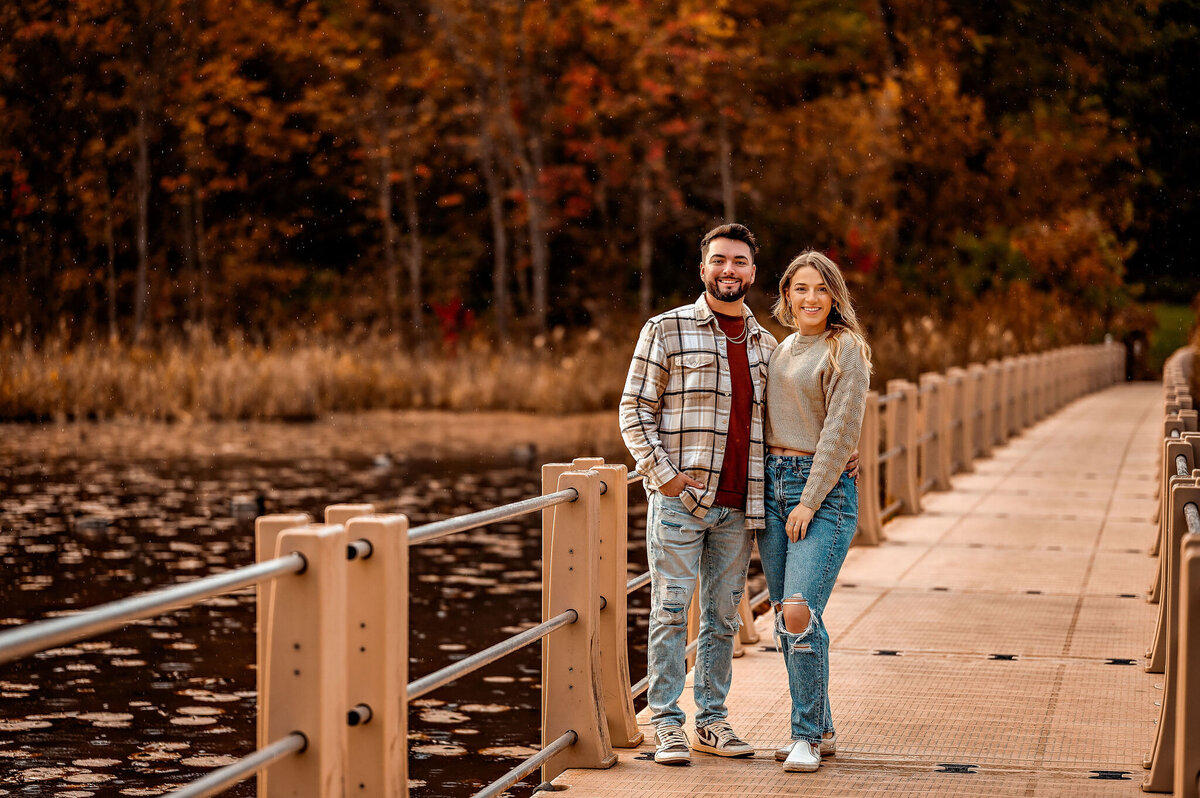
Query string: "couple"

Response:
xmin=618 ymin=222 xmax=872 ymax=773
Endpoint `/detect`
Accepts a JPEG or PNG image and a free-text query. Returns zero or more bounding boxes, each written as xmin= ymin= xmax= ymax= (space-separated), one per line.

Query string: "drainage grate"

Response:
xmin=989 ymin=653 xmax=1017 ymax=661
xmin=1105 ymin=658 xmax=1137 ymax=666
xmin=1089 ymin=771 xmax=1131 ymax=780
xmin=875 ymin=650 xmax=901 ymax=656
xmin=935 ymin=763 xmax=978 ymax=774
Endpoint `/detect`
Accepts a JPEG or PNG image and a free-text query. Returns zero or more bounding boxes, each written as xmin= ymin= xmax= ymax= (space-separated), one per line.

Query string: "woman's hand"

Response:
xmin=785 ymin=503 xmax=817 ymax=542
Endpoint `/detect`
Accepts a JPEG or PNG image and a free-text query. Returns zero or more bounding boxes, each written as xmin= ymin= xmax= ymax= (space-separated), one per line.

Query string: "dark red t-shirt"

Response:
xmin=713 ymin=311 xmax=752 ymax=510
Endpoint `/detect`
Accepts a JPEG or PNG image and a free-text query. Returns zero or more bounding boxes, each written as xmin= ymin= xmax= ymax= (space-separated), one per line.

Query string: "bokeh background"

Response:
xmin=2 ymin=0 xmax=1199 ymax=421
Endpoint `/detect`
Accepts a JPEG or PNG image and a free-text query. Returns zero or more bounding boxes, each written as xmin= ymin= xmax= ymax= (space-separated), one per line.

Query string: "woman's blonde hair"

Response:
xmin=771 ymin=250 xmax=873 ymax=374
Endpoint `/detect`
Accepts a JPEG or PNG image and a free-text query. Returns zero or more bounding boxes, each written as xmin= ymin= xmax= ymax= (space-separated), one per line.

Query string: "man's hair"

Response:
xmin=700 ymin=223 xmax=759 ymax=262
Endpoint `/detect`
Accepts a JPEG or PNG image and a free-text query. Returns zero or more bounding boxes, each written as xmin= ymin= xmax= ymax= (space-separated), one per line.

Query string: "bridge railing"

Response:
xmin=1144 ymin=344 xmax=1200 ymax=797
xmin=856 ymin=342 xmax=1124 ymax=544
xmin=0 ymin=340 xmax=1127 ymax=797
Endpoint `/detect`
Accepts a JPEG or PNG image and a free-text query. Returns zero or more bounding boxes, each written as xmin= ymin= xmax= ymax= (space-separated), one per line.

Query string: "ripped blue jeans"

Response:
xmin=645 ymin=491 xmax=752 ymax=729
xmin=759 ymin=454 xmax=857 ymax=745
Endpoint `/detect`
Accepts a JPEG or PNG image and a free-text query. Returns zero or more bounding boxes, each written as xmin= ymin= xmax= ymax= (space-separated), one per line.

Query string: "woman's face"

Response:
xmin=786 ymin=265 xmax=832 ymax=335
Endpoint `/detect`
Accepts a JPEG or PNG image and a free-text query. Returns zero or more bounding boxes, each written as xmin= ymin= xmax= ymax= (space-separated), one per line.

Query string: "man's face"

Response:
xmin=700 ymin=237 xmax=756 ymax=304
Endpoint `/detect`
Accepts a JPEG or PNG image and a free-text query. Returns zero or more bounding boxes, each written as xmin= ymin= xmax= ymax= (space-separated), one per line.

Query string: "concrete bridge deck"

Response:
xmin=552 ymin=381 xmax=1164 ymax=796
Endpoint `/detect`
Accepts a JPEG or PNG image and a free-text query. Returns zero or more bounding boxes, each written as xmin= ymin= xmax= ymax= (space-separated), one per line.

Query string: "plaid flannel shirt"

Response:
xmin=619 ymin=295 xmax=778 ymax=530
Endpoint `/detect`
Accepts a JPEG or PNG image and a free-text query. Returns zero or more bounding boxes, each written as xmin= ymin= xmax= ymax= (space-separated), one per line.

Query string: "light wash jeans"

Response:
xmin=645 ymin=490 xmax=753 ymax=729
xmin=759 ymin=454 xmax=857 ymax=745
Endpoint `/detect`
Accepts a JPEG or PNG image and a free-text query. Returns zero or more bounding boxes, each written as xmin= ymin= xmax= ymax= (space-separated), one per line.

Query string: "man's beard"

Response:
xmin=705 ymin=278 xmax=749 ymax=303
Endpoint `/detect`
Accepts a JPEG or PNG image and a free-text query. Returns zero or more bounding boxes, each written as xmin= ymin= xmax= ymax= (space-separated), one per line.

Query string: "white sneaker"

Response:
xmin=775 ymin=733 xmax=836 ymax=761
xmin=782 ymin=740 xmax=821 ymax=772
xmin=653 ymin=724 xmax=691 ymax=765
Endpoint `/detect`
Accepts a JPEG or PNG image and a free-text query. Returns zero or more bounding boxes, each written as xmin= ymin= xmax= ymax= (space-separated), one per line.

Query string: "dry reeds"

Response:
xmin=0 ymin=329 xmax=633 ymax=421
xmin=2 ymin=288 xmax=1130 ymax=422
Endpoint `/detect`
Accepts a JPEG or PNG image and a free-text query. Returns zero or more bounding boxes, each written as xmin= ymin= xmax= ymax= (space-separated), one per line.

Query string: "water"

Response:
xmin=0 ymin=414 xmax=663 ymax=797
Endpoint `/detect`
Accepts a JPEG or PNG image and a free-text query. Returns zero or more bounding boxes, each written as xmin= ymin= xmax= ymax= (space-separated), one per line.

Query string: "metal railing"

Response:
xmin=0 ymin=551 xmax=310 ymax=796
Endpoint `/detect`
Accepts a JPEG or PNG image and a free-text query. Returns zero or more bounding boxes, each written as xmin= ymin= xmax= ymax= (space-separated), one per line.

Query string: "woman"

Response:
xmin=759 ymin=250 xmax=872 ymax=772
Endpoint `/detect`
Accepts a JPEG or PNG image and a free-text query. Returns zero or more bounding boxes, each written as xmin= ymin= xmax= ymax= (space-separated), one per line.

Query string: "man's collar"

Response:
xmin=693 ymin=294 xmax=761 ymax=335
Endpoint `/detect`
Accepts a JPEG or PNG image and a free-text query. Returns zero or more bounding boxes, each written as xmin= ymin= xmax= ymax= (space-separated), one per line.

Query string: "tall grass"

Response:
xmin=0 ymin=329 xmax=633 ymax=421
xmin=2 ymin=298 xmax=1126 ymax=422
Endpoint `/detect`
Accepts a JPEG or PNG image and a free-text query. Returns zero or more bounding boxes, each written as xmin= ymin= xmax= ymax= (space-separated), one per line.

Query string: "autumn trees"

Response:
xmin=0 ymin=0 xmax=1191 ymax=353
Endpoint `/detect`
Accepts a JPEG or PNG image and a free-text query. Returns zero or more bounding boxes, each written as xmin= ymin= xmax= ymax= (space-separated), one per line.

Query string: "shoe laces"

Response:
xmin=658 ymin=725 xmax=688 ymax=748
xmin=703 ymin=719 xmax=743 ymax=745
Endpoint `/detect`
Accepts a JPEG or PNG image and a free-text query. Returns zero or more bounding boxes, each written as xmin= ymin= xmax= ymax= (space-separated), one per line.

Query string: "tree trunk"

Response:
xmin=194 ymin=187 xmax=209 ymax=329
xmin=718 ymin=113 xmax=736 ymax=221
xmin=480 ymin=112 xmax=510 ymax=340
xmin=132 ymin=101 xmax=151 ymax=343
xmin=374 ymin=109 xmax=403 ymax=333
xmin=180 ymin=186 xmax=196 ymax=325
xmin=400 ymin=108 xmax=424 ymax=333
xmin=101 ymin=168 xmax=118 ymax=342
xmin=638 ymin=163 xmax=654 ymax=318
xmin=515 ymin=2 xmax=549 ymax=333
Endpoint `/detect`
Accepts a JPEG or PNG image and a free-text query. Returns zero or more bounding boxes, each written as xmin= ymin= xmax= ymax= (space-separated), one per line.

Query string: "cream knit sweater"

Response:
xmin=765 ymin=330 xmax=870 ymax=510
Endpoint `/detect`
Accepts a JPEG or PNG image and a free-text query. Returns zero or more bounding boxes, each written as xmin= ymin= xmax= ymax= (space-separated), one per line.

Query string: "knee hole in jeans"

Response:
xmin=782 ymin=594 xmax=811 ymax=635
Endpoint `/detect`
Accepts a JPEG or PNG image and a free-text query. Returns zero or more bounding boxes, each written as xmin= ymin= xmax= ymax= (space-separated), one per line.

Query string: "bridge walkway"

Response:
xmin=552 ymin=381 xmax=1163 ymax=796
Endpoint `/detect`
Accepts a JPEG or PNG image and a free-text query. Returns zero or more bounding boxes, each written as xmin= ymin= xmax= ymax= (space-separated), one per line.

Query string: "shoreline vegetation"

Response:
xmin=0 ymin=302 xmax=1156 ymax=423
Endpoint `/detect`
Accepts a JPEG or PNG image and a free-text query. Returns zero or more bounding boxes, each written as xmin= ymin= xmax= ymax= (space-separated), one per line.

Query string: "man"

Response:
xmin=619 ymin=222 xmax=775 ymax=764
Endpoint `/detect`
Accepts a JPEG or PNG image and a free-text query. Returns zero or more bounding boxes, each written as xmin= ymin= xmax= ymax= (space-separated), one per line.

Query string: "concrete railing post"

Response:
xmin=542 ymin=458 xmax=604 ymax=723
xmin=343 ymin=514 xmax=409 ymax=798
xmin=593 ymin=462 xmax=643 ymax=748
xmin=969 ymin=364 xmax=992 ymax=460
xmin=255 ymin=513 xmax=312 ymax=768
xmin=260 ymin=522 xmax=349 ymax=798
xmin=987 ymin=360 xmax=1007 ymax=448
xmin=1028 ymin=353 xmax=1043 ymax=423
xmin=919 ymin=373 xmax=951 ymax=491
xmin=857 ymin=390 xmax=884 ymax=544
xmin=1176 ymin=528 xmax=1200 ymax=798
xmin=885 ymin=379 xmax=921 ymax=515
xmin=542 ymin=469 xmax=616 ymax=783
xmin=1145 ymin=478 xmax=1200 ymax=793
xmin=325 ymin=503 xmax=375 ymax=526
xmin=946 ymin=367 xmax=974 ymax=474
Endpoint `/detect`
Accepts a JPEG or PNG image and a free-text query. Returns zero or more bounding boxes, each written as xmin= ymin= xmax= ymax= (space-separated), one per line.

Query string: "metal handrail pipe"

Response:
xmin=1180 ymin=455 xmax=1192 ymax=478
xmin=918 ymin=431 xmax=936 ymax=445
xmin=407 ymin=488 xmax=579 ymax=546
xmin=879 ymin=392 xmax=902 ymax=404
xmin=473 ymin=730 xmax=577 ymax=798
xmin=881 ymin=499 xmax=904 ymax=521
xmin=1171 ymin=429 xmax=1182 ymax=439
xmin=626 ymin=571 xmax=651 ymax=594
xmin=407 ymin=609 xmax=578 ymax=701
xmin=166 ymin=733 xmax=307 ymax=798
xmin=0 ymin=554 xmax=305 ymax=665
xmin=878 ymin=446 xmax=904 ymax=464
xmin=628 ymin=472 xmax=643 ymax=485
xmin=1186 ymin=502 xmax=1200 ymax=535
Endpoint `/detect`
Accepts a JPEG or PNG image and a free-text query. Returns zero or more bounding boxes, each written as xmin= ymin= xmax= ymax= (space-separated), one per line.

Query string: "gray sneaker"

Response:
xmin=775 ymin=734 xmax=836 ymax=761
xmin=653 ymin=724 xmax=691 ymax=765
xmin=693 ymin=719 xmax=754 ymax=758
